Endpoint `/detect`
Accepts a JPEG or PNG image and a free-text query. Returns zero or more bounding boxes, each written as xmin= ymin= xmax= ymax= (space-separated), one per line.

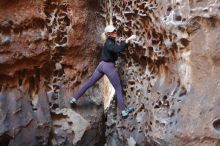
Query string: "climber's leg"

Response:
xmin=72 ymin=62 xmax=104 ymax=100
xmin=101 ymin=61 xmax=126 ymax=111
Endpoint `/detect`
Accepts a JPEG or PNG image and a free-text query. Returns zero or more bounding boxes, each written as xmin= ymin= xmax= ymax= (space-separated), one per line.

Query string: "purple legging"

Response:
xmin=73 ymin=61 xmax=126 ymax=111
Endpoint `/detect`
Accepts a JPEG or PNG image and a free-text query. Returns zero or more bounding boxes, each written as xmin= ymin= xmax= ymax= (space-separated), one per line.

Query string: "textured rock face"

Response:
xmin=1 ymin=0 xmax=220 ymax=146
xmin=0 ymin=0 xmax=105 ymax=146
xmin=104 ymin=0 xmax=220 ymax=146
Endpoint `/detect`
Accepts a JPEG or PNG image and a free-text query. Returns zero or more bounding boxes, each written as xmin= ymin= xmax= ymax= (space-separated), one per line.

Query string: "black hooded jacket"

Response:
xmin=100 ymin=37 xmax=128 ymax=63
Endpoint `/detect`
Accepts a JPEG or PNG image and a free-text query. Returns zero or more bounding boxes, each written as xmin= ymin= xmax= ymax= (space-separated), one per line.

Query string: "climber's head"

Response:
xmin=104 ymin=25 xmax=117 ymax=39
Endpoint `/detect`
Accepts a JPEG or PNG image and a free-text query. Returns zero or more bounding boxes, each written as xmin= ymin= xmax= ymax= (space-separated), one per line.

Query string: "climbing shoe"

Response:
xmin=69 ymin=97 xmax=77 ymax=107
xmin=121 ymin=107 xmax=134 ymax=118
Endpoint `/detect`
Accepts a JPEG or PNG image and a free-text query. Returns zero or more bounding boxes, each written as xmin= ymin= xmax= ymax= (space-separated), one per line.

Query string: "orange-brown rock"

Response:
xmin=104 ymin=0 xmax=220 ymax=146
xmin=1 ymin=0 xmax=220 ymax=146
xmin=0 ymin=0 xmax=105 ymax=146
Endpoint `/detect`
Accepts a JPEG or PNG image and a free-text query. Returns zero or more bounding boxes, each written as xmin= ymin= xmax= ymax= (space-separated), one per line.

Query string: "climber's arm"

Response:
xmin=106 ymin=40 xmax=128 ymax=53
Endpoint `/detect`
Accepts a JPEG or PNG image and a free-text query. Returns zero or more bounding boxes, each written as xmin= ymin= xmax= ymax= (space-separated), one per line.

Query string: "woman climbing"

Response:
xmin=69 ymin=25 xmax=136 ymax=118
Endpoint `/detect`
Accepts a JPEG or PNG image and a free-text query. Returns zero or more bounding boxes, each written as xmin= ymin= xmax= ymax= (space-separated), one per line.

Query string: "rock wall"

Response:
xmin=104 ymin=0 xmax=220 ymax=146
xmin=0 ymin=0 xmax=105 ymax=146
xmin=1 ymin=0 xmax=220 ymax=146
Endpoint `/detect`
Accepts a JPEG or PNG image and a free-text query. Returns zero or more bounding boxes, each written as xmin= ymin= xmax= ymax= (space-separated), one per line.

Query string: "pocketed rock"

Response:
xmin=0 ymin=0 xmax=105 ymax=146
xmin=104 ymin=0 xmax=220 ymax=146
xmin=1 ymin=0 xmax=220 ymax=146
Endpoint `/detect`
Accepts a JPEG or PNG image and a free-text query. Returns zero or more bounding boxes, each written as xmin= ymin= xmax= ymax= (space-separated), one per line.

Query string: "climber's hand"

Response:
xmin=128 ymin=35 xmax=136 ymax=40
xmin=125 ymin=35 xmax=136 ymax=43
